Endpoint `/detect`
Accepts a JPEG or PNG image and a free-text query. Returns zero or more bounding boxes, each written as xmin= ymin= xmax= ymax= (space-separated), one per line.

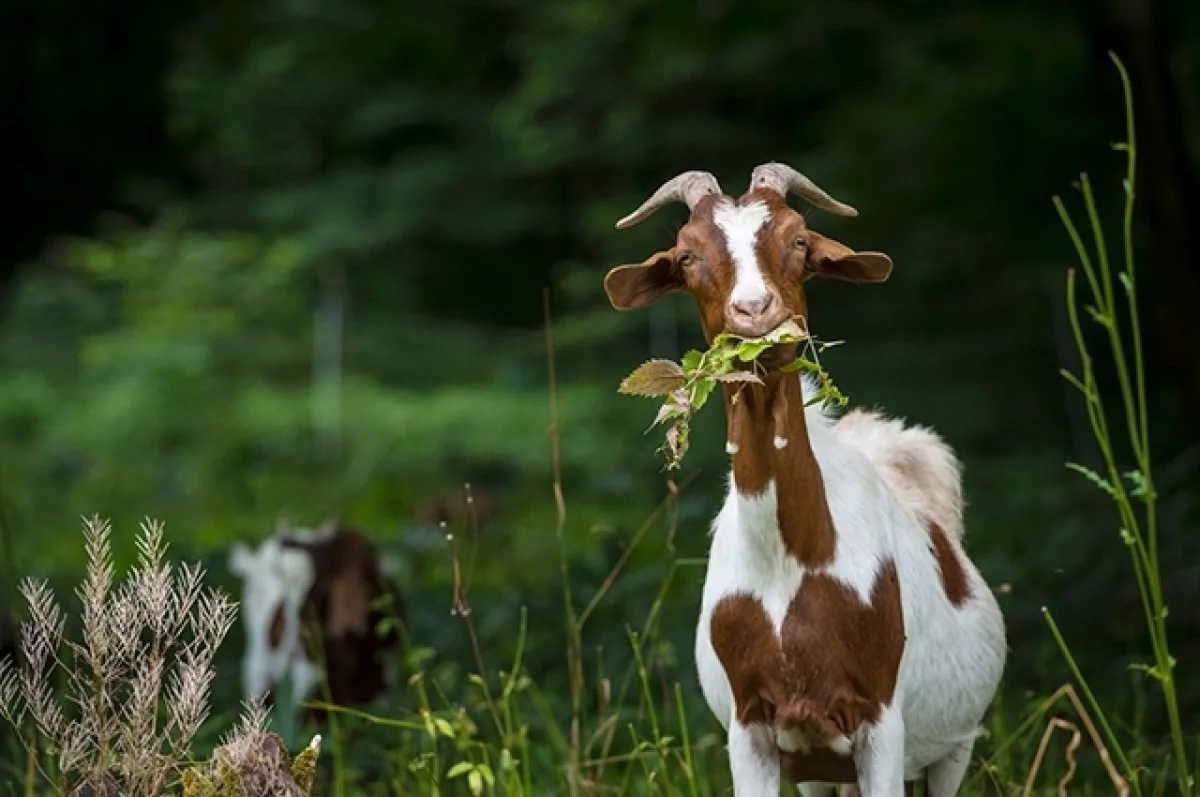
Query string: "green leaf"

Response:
xmin=1065 ymin=462 xmax=1116 ymax=497
xmin=691 ymin=378 xmax=716 ymax=411
xmin=780 ymin=359 xmax=820 ymax=373
xmin=710 ymin=331 xmax=734 ymax=349
xmin=1123 ymin=469 xmax=1148 ymax=498
xmin=448 ymin=762 xmax=474 ymax=778
xmin=619 ymin=359 xmax=686 ymax=397
xmin=735 ymin=341 xmax=771 ymax=362
xmin=617 ymin=316 xmax=844 ymax=469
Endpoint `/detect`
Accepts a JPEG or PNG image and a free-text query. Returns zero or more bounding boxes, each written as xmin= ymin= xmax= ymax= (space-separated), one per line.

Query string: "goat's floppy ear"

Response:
xmin=228 ymin=543 xmax=254 ymax=577
xmin=325 ymin=570 xmax=370 ymax=638
xmin=807 ymin=232 xmax=892 ymax=284
xmin=603 ymin=250 xmax=681 ymax=310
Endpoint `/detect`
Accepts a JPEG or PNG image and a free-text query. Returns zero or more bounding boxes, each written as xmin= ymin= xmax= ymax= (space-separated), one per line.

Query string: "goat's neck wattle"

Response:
xmin=723 ymin=374 xmax=836 ymax=566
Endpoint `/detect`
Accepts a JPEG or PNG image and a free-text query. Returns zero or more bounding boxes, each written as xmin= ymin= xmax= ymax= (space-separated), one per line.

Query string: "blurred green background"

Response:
xmin=2 ymin=0 xmax=1200 ymax=790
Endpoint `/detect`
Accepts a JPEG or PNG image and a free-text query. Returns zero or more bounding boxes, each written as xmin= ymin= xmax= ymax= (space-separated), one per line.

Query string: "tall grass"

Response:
xmin=1049 ymin=52 xmax=1192 ymax=797
xmin=0 ymin=517 xmax=323 ymax=796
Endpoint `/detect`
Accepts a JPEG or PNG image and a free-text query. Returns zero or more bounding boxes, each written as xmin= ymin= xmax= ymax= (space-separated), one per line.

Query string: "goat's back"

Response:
xmin=832 ymin=409 xmax=964 ymax=540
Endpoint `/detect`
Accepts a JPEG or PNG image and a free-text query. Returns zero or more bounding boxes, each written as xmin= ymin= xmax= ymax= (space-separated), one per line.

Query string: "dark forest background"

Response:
xmin=2 ymin=0 xmax=1200 ymax=791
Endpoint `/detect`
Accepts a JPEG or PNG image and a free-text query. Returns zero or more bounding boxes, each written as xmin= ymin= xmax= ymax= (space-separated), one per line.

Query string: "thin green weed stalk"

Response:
xmin=1052 ymin=51 xmax=1191 ymax=797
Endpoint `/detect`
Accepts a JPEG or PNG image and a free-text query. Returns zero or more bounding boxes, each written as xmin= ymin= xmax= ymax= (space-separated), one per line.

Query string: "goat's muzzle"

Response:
xmin=724 ymin=294 xmax=791 ymax=340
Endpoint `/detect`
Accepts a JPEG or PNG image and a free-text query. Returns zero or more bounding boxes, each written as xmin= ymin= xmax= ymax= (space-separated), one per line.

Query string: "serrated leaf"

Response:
xmin=710 ymin=331 xmax=735 ymax=349
xmin=691 ymin=378 xmax=716 ymax=411
xmin=651 ymin=400 xmax=685 ymax=428
xmin=713 ymin=370 xmax=763 ymax=385
xmin=619 ymin=359 xmax=686 ymax=397
xmin=619 ymin=314 xmax=845 ymax=470
xmin=735 ymin=341 xmax=772 ymax=362
xmin=762 ymin=318 xmax=807 ymax=342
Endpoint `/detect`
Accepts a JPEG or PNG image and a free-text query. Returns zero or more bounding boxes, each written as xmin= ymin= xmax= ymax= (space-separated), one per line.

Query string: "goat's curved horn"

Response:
xmin=615 ymin=171 xmax=723 ymax=229
xmin=749 ymin=162 xmax=858 ymax=217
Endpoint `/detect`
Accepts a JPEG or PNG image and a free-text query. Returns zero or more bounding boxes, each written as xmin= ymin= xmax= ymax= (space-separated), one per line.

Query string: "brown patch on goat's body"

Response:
xmin=724 ymin=372 xmax=836 ymax=567
xmin=268 ymin=605 xmax=286 ymax=649
xmin=709 ymin=562 xmax=906 ymax=785
xmin=929 ymin=522 xmax=972 ymax=607
xmin=277 ymin=525 xmax=405 ymax=716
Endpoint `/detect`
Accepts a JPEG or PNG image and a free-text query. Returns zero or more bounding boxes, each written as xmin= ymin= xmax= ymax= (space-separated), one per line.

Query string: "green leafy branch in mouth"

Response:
xmin=618 ymin=318 xmax=847 ymax=469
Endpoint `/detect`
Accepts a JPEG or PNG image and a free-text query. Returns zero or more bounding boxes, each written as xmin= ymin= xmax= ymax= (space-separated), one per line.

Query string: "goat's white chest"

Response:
xmin=693 ymin=478 xmax=890 ymax=733
xmin=695 ymin=484 xmax=801 ymax=731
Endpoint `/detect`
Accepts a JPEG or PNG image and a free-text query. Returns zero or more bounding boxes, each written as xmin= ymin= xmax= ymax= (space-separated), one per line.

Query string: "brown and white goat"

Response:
xmin=228 ymin=518 xmax=405 ymax=720
xmin=604 ymin=165 xmax=1006 ymax=797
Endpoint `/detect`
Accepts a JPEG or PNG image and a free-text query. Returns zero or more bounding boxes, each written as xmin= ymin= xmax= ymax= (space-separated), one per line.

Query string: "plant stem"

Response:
xmin=1054 ymin=51 xmax=1191 ymax=797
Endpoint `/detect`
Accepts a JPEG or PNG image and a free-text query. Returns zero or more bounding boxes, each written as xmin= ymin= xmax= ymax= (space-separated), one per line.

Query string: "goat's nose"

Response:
xmin=730 ymin=294 xmax=775 ymax=319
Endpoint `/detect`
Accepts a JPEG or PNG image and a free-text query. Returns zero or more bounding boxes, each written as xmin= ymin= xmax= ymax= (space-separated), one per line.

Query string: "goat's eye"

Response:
xmin=793 ymin=237 xmax=807 ymax=250
xmin=678 ymin=252 xmax=695 ymax=267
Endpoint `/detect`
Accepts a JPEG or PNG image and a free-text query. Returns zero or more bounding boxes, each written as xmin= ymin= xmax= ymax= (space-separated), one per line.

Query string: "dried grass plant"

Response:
xmin=0 ymin=515 xmax=256 ymax=796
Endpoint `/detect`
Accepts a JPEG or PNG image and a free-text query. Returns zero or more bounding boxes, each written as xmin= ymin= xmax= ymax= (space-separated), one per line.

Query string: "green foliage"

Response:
xmin=1049 ymin=54 xmax=1192 ymax=797
xmin=618 ymin=319 xmax=845 ymax=469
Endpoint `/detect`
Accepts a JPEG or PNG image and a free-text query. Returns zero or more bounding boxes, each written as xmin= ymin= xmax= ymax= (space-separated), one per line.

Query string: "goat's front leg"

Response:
xmin=728 ymin=721 xmax=781 ymax=796
xmin=853 ymin=704 xmax=905 ymax=797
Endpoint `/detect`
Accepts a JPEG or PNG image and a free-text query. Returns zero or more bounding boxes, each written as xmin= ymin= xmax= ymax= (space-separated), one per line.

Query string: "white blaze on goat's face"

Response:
xmin=713 ymin=199 xmax=774 ymax=318
xmin=228 ymin=537 xmax=316 ymax=702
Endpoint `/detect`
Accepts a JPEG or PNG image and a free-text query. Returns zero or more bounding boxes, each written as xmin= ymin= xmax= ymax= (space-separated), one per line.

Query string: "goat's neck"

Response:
xmin=723 ymin=374 xmax=836 ymax=566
